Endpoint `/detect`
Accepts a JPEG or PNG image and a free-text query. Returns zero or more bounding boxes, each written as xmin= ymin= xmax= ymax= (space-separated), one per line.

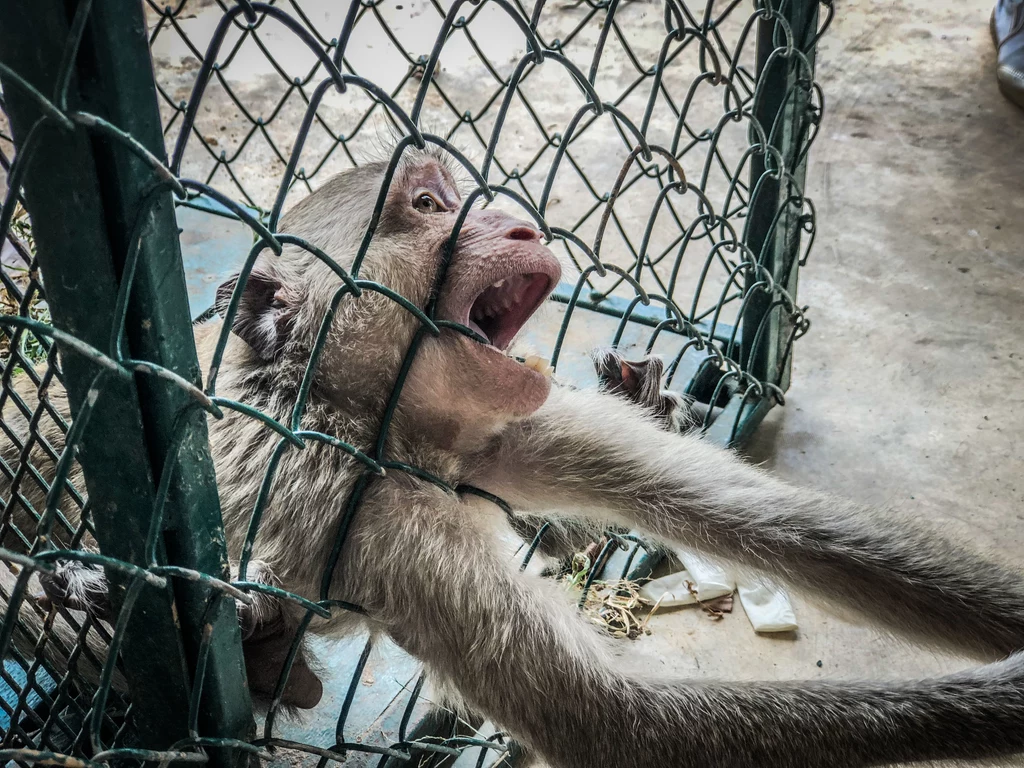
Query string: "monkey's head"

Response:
xmin=216 ymin=150 xmax=562 ymax=452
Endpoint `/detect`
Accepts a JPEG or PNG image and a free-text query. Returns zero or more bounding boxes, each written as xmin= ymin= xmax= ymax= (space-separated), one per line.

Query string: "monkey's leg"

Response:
xmin=352 ymin=483 xmax=1024 ymax=768
xmin=472 ymin=387 xmax=1024 ymax=661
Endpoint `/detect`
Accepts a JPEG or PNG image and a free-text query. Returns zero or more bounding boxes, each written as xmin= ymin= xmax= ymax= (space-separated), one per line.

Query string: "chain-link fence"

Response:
xmin=0 ymin=0 xmax=829 ymax=765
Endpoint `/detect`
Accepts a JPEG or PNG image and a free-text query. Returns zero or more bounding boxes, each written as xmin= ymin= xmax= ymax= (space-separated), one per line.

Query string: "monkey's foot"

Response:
xmin=591 ymin=347 xmax=706 ymax=431
xmin=37 ymin=560 xmax=113 ymax=623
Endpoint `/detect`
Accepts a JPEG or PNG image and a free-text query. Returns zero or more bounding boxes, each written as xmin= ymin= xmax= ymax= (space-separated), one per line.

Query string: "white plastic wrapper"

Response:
xmin=736 ymin=577 xmax=798 ymax=633
xmin=637 ymin=550 xmax=798 ymax=635
xmin=639 ymin=569 xmax=733 ymax=607
xmin=674 ymin=548 xmax=736 ymax=597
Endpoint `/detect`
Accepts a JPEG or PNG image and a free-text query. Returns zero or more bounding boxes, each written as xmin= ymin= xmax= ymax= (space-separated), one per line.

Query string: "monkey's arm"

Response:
xmin=471 ymin=387 xmax=1024 ymax=660
xmin=355 ymin=482 xmax=1024 ymax=768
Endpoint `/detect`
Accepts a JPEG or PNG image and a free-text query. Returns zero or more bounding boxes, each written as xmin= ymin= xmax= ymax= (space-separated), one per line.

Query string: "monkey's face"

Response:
xmin=375 ymin=157 xmax=563 ymax=452
xmin=217 ymin=154 xmax=561 ymax=453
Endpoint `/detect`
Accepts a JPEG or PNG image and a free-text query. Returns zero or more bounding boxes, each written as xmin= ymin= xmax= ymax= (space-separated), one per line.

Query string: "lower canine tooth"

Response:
xmin=523 ymin=355 xmax=553 ymax=378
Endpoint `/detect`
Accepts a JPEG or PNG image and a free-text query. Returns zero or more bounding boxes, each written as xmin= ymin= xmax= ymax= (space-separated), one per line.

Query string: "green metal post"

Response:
xmin=742 ymin=0 xmax=819 ymax=391
xmin=76 ymin=0 xmax=256 ymax=753
xmin=0 ymin=0 xmax=253 ymax=760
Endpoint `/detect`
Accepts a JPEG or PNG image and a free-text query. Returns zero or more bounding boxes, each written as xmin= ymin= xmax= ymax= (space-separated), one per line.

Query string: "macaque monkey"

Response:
xmin=9 ymin=149 xmax=1024 ymax=767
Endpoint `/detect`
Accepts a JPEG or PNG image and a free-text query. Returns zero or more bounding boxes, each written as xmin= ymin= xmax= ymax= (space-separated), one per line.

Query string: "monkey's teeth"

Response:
xmin=465 ymin=271 xmax=552 ymax=352
xmin=523 ymin=355 xmax=553 ymax=378
xmin=467 ymin=318 xmax=489 ymax=343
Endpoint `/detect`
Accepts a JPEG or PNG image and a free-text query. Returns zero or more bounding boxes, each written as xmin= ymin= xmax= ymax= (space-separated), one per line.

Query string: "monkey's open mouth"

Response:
xmin=466 ymin=272 xmax=553 ymax=351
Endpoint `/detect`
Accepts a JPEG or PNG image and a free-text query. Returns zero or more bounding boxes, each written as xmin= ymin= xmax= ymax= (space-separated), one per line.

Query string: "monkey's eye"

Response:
xmin=413 ymin=190 xmax=445 ymax=213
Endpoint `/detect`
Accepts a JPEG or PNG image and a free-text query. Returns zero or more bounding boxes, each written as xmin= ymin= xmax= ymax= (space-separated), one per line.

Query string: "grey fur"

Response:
xmin=7 ymin=153 xmax=1024 ymax=766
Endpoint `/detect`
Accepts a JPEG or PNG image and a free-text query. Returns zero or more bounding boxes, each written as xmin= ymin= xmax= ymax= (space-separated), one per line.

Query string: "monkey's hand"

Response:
xmin=591 ymin=347 xmax=706 ymax=432
xmin=234 ymin=559 xmax=323 ymax=710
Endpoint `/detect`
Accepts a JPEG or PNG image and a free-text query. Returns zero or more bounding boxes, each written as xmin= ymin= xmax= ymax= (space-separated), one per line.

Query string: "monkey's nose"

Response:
xmin=505 ymin=224 xmax=542 ymax=242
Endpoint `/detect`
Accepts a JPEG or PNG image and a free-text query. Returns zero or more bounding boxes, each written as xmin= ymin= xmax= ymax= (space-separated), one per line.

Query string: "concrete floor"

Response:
xmin=624 ymin=0 xmax=1024 ymax=752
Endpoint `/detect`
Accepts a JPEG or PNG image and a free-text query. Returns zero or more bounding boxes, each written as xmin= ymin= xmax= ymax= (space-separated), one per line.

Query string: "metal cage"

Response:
xmin=0 ymin=0 xmax=829 ymax=765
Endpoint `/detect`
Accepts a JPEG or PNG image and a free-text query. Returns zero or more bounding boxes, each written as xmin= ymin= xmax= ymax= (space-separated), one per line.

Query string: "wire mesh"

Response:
xmin=0 ymin=191 xmax=133 ymax=763
xmin=0 ymin=173 xmax=134 ymax=761
xmin=0 ymin=0 xmax=830 ymax=766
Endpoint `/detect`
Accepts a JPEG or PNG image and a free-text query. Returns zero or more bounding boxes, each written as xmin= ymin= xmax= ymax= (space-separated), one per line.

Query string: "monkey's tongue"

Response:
xmin=468 ymin=272 xmax=551 ymax=351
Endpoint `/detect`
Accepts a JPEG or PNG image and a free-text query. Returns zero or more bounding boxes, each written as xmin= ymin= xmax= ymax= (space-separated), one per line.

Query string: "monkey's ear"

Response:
xmin=215 ymin=270 xmax=294 ymax=361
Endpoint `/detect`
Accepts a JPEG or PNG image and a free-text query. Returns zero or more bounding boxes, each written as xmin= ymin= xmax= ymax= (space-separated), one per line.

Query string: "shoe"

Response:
xmin=992 ymin=0 xmax=1024 ymax=109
